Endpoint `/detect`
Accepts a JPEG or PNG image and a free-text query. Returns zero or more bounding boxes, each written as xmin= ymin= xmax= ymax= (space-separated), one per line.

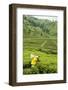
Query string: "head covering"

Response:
xmin=30 ymin=54 xmax=35 ymax=59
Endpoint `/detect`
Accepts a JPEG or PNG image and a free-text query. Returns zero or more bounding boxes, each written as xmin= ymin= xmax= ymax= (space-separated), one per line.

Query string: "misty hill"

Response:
xmin=23 ymin=15 xmax=57 ymax=39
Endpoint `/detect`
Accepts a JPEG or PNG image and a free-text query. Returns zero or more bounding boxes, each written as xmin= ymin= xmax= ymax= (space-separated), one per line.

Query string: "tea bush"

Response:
xmin=23 ymin=61 xmax=57 ymax=74
xmin=23 ymin=61 xmax=31 ymax=68
xmin=23 ymin=68 xmax=32 ymax=74
xmin=31 ymin=66 xmax=39 ymax=74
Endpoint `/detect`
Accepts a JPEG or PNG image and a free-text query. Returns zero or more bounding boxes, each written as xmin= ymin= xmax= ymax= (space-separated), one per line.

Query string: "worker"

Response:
xmin=30 ymin=54 xmax=40 ymax=67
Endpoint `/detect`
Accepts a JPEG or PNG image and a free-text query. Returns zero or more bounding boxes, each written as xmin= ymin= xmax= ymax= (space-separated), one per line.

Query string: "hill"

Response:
xmin=23 ymin=15 xmax=57 ymax=39
xmin=23 ymin=15 xmax=57 ymax=54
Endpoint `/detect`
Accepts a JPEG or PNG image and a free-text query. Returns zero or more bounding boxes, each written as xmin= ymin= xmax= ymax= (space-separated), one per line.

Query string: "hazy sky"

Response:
xmin=32 ymin=15 xmax=57 ymax=21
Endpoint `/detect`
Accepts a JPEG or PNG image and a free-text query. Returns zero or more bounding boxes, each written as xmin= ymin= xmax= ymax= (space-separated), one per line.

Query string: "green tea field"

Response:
xmin=23 ymin=15 xmax=57 ymax=75
xmin=23 ymin=38 xmax=57 ymax=74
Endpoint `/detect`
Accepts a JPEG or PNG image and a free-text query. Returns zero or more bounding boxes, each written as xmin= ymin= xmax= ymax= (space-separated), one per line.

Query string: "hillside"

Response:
xmin=23 ymin=15 xmax=57 ymax=39
xmin=23 ymin=15 xmax=57 ymax=54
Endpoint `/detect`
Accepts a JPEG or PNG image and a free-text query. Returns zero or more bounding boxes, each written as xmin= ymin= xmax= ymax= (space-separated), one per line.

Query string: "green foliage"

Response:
xmin=23 ymin=60 xmax=57 ymax=75
xmin=23 ymin=49 xmax=57 ymax=75
xmin=23 ymin=61 xmax=31 ymax=68
xmin=23 ymin=68 xmax=32 ymax=74
xmin=36 ymin=62 xmax=57 ymax=74
xmin=23 ymin=15 xmax=57 ymax=75
xmin=31 ymin=66 xmax=39 ymax=74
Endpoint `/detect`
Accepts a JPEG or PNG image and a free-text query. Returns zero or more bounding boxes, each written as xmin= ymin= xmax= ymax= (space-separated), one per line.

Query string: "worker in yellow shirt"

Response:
xmin=30 ymin=54 xmax=40 ymax=67
xmin=31 ymin=56 xmax=37 ymax=67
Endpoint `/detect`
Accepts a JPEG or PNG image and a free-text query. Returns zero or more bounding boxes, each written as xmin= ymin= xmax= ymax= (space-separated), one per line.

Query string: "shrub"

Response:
xmin=31 ymin=66 xmax=39 ymax=74
xmin=36 ymin=63 xmax=47 ymax=73
xmin=23 ymin=61 xmax=31 ymax=68
xmin=23 ymin=68 xmax=32 ymax=74
xmin=23 ymin=61 xmax=57 ymax=74
xmin=46 ymin=65 xmax=57 ymax=73
xmin=36 ymin=63 xmax=57 ymax=74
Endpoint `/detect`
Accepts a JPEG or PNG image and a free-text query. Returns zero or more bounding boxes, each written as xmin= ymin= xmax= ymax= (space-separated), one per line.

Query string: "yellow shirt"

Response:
xmin=31 ymin=57 xmax=37 ymax=65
